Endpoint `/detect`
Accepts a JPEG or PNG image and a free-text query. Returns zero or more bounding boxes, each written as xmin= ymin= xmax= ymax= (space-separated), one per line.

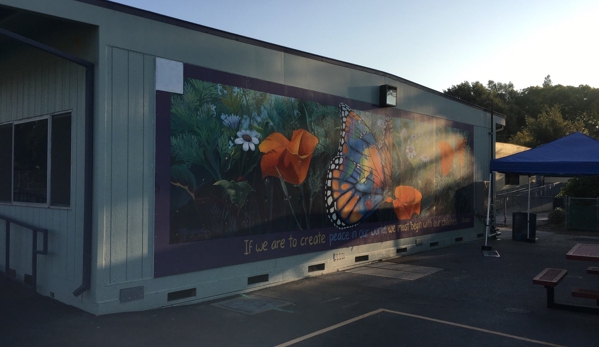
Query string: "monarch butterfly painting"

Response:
xmin=325 ymin=103 xmax=393 ymax=229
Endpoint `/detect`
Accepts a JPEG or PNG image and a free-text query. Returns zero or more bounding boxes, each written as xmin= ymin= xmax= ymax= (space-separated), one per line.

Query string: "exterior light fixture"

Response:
xmin=379 ymin=84 xmax=397 ymax=107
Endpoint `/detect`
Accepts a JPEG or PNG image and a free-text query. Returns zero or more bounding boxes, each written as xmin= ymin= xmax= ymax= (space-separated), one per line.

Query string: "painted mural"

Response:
xmin=154 ymin=65 xmax=474 ymax=277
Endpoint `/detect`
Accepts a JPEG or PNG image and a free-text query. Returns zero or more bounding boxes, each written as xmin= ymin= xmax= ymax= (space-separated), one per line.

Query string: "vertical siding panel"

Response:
xmin=12 ymin=73 xmax=18 ymax=120
xmin=3 ymin=76 xmax=7 ymax=119
xmin=40 ymin=58 xmax=49 ymax=115
xmin=9 ymin=73 xmax=14 ymax=117
xmin=61 ymin=210 xmax=70 ymax=279
xmin=110 ymin=48 xmax=129 ymax=284
xmin=47 ymin=209 xmax=57 ymax=279
xmin=23 ymin=67 xmax=31 ymax=118
xmin=142 ymin=55 xmax=155 ymax=279
xmin=53 ymin=206 xmax=64 ymax=279
xmin=61 ymin=58 xmax=68 ymax=112
xmin=37 ymin=208 xmax=48 ymax=286
xmin=126 ymin=52 xmax=144 ymax=281
xmin=6 ymin=73 xmax=11 ymax=119
xmin=54 ymin=58 xmax=63 ymax=112
xmin=14 ymin=68 xmax=21 ymax=119
xmin=33 ymin=61 xmax=41 ymax=117
xmin=51 ymin=57 xmax=62 ymax=113
xmin=97 ymin=47 xmax=112 ymax=286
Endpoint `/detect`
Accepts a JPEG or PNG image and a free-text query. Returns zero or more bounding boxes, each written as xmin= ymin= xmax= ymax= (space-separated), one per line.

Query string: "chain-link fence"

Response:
xmin=494 ymin=182 xmax=563 ymax=227
xmin=566 ymin=197 xmax=599 ymax=232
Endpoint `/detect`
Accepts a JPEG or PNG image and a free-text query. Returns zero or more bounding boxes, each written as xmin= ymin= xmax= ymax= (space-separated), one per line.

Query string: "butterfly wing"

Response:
xmin=325 ymin=103 xmax=392 ymax=229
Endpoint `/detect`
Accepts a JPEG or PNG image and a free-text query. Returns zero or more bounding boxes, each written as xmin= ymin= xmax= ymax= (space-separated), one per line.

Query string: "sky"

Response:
xmin=113 ymin=0 xmax=599 ymax=93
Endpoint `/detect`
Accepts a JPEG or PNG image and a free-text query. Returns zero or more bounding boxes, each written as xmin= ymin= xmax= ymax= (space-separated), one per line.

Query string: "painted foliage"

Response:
xmin=154 ymin=65 xmax=474 ymax=277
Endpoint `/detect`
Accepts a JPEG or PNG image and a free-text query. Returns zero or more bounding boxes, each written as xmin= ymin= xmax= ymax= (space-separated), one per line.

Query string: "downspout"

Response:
xmin=0 ymin=28 xmax=94 ymax=297
xmin=489 ymin=109 xmax=494 ymax=226
xmin=482 ymin=109 xmax=495 ymax=250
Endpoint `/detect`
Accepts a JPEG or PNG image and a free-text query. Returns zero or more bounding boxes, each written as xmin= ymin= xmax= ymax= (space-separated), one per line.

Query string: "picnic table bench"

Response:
xmin=532 ymin=244 xmax=599 ymax=314
xmin=533 ymin=268 xmax=568 ymax=308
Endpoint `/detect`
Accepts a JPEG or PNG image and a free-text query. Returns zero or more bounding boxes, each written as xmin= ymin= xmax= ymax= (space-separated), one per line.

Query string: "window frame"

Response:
xmin=0 ymin=111 xmax=72 ymax=208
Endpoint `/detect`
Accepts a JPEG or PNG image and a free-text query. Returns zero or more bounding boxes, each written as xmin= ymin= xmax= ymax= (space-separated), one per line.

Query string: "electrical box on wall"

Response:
xmin=379 ymin=84 xmax=397 ymax=107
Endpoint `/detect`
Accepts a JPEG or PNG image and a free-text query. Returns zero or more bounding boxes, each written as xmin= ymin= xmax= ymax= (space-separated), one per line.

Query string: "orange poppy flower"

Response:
xmin=438 ymin=141 xmax=455 ymax=176
xmin=259 ymin=129 xmax=319 ymax=185
xmin=386 ymin=185 xmax=422 ymax=220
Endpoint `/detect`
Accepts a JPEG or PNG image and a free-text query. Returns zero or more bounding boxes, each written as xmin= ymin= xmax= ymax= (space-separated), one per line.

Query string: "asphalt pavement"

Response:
xmin=2 ymin=221 xmax=599 ymax=347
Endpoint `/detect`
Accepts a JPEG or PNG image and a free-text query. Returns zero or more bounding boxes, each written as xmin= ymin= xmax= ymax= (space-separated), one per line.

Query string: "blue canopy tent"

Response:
xmin=490 ymin=132 xmax=599 ymax=176
xmin=488 ymin=132 xmax=599 ymax=242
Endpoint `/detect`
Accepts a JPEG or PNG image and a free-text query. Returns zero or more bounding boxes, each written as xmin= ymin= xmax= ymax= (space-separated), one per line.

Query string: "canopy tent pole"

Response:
xmin=527 ymin=175 xmax=531 ymax=240
xmin=483 ymin=172 xmax=493 ymax=249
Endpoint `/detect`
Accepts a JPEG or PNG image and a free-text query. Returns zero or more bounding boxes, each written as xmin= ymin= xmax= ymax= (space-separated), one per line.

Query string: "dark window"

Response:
xmin=50 ymin=114 xmax=71 ymax=206
xmin=0 ymin=124 xmax=12 ymax=202
xmin=0 ymin=113 xmax=71 ymax=206
xmin=505 ymin=173 xmax=520 ymax=185
xmin=13 ymin=119 xmax=48 ymax=204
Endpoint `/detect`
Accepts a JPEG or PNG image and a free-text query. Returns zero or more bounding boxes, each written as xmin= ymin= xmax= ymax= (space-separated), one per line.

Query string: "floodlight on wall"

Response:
xmin=379 ymin=84 xmax=397 ymax=107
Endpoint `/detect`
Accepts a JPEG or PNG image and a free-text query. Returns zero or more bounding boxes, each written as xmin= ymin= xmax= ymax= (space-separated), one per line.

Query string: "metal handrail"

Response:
xmin=1 ymin=213 xmax=49 ymax=289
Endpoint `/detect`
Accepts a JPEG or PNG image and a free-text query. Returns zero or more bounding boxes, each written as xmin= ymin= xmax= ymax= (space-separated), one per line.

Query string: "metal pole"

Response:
xmin=484 ymin=173 xmax=492 ymax=248
xmin=564 ymin=195 xmax=570 ymax=230
xmin=527 ymin=175 xmax=531 ymax=239
xmin=504 ymin=197 xmax=507 ymax=226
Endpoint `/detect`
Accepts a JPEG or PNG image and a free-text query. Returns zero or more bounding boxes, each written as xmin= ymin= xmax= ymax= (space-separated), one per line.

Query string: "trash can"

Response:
xmin=512 ymin=212 xmax=536 ymax=242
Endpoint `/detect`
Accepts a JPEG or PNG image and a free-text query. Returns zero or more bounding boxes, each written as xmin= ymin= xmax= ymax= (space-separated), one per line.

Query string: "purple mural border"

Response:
xmin=154 ymin=64 xmax=475 ymax=278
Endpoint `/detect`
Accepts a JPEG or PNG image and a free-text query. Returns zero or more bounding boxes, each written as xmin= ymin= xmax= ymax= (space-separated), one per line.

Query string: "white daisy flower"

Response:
xmin=234 ymin=130 xmax=260 ymax=151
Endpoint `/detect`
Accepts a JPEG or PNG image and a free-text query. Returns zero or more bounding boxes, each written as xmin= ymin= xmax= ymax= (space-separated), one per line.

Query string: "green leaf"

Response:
xmin=171 ymin=164 xmax=197 ymax=196
xmin=214 ymin=180 xmax=254 ymax=209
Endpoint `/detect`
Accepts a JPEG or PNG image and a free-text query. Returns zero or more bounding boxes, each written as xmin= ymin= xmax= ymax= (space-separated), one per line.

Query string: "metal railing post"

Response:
xmin=1 ymin=215 xmax=49 ymax=289
xmin=31 ymin=230 xmax=37 ymax=289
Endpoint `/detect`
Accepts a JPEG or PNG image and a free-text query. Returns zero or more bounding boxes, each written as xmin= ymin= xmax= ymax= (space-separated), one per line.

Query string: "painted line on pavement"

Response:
xmin=275 ymin=308 xmax=566 ymax=347
xmin=274 ymin=309 xmax=385 ymax=347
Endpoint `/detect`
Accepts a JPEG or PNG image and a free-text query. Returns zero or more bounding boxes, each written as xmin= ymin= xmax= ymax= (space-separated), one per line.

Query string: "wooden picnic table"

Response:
xmin=564 ymin=243 xmax=599 ymax=309
xmin=566 ymin=243 xmax=599 ymax=262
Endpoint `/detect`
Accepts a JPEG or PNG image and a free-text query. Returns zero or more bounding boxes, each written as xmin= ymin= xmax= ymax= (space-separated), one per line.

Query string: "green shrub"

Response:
xmin=548 ymin=208 xmax=565 ymax=225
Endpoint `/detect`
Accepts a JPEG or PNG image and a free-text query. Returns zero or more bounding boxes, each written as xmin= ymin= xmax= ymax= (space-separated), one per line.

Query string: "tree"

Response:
xmin=444 ymin=80 xmax=599 ymax=145
xmin=509 ymin=105 xmax=586 ymax=147
xmin=558 ymin=176 xmax=599 ymax=198
xmin=444 ymin=80 xmax=524 ymax=142
xmin=543 ymin=75 xmax=552 ymax=88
